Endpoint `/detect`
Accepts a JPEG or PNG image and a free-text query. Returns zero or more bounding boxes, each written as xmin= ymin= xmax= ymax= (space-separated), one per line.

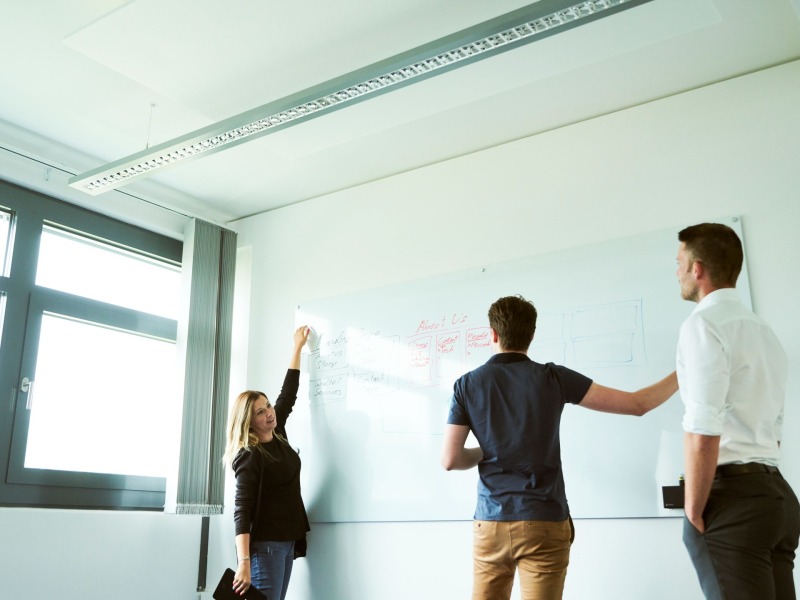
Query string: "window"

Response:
xmin=0 ymin=290 xmax=6 ymax=354
xmin=0 ymin=208 xmax=11 ymax=275
xmin=0 ymin=179 xmax=182 ymax=509
xmin=23 ymin=312 xmax=179 ymax=477
xmin=0 ymin=208 xmax=10 ymax=363
xmin=36 ymin=225 xmax=180 ymax=318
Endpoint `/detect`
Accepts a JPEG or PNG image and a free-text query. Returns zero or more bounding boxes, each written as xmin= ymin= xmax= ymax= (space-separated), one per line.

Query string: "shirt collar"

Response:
xmin=694 ymin=287 xmax=741 ymax=313
xmin=487 ymin=352 xmax=531 ymax=365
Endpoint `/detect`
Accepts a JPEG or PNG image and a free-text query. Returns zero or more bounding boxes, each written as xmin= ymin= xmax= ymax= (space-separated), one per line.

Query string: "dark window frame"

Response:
xmin=0 ymin=178 xmax=182 ymax=510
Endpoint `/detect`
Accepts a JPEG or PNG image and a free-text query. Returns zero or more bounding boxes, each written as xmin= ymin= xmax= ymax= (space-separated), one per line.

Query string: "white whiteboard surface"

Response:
xmin=292 ymin=218 xmax=750 ymax=522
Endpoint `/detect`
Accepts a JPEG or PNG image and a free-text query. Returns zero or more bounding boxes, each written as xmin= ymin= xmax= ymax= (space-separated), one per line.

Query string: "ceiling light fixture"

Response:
xmin=69 ymin=0 xmax=652 ymax=195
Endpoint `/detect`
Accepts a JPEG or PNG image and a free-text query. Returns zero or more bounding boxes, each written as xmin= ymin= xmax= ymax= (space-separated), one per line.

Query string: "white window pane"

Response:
xmin=0 ymin=291 xmax=6 ymax=352
xmin=36 ymin=226 xmax=181 ymax=319
xmin=0 ymin=209 xmax=11 ymax=275
xmin=25 ymin=314 xmax=181 ymax=478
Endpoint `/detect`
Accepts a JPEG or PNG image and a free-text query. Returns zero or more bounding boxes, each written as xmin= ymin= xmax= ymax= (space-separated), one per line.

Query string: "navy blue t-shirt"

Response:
xmin=447 ymin=352 xmax=592 ymax=522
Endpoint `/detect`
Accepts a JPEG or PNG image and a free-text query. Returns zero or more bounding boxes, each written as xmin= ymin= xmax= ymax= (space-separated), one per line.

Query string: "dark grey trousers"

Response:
xmin=683 ymin=471 xmax=800 ymax=600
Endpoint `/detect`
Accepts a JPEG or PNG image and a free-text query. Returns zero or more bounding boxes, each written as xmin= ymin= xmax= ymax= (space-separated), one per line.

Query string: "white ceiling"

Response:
xmin=1 ymin=0 xmax=799 ymax=226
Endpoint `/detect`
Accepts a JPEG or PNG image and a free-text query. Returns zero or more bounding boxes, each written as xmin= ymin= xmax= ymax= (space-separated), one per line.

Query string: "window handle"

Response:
xmin=21 ymin=377 xmax=34 ymax=410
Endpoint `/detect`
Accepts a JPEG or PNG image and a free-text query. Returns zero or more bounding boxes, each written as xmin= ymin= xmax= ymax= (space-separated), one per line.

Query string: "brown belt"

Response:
xmin=715 ymin=462 xmax=780 ymax=478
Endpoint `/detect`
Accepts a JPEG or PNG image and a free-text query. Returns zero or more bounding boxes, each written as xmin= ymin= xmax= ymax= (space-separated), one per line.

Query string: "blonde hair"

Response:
xmin=224 ymin=390 xmax=288 ymax=468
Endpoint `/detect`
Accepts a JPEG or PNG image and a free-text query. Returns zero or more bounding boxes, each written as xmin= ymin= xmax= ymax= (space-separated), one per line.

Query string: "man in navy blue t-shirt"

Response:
xmin=441 ymin=295 xmax=677 ymax=600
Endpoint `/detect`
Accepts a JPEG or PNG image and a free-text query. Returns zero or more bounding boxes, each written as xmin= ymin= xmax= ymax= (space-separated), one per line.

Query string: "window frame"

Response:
xmin=0 ymin=178 xmax=182 ymax=510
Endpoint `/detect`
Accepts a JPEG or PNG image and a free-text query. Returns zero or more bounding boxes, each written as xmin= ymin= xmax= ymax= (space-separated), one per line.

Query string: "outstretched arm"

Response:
xmin=579 ymin=371 xmax=678 ymax=416
xmin=440 ymin=424 xmax=483 ymax=471
xmin=275 ymin=326 xmax=310 ymax=423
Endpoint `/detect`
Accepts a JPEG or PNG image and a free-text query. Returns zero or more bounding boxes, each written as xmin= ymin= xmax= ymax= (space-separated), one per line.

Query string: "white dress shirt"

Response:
xmin=677 ymin=288 xmax=787 ymax=466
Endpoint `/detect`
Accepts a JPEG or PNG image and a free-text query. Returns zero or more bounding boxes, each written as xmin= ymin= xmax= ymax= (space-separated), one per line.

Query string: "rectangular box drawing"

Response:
xmin=309 ymin=374 xmax=348 ymax=405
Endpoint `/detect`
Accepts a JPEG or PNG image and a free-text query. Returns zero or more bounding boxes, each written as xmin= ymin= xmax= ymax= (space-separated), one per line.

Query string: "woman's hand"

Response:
xmin=289 ymin=325 xmax=310 ymax=370
xmin=294 ymin=325 xmax=310 ymax=349
xmin=233 ymin=560 xmax=251 ymax=595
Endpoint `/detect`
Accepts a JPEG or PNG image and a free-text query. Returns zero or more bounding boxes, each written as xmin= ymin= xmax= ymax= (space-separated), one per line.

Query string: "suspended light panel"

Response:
xmin=69 ymin=0 xmax=653 ymax=195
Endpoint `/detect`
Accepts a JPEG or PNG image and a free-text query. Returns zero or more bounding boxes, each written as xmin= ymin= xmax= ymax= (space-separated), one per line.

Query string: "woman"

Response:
xmin=224 ymin=325 xmax=311 ymax=599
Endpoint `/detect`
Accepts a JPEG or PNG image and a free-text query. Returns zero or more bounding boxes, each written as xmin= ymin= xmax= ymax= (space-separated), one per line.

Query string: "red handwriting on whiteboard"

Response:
xmin=437 ymin=333 xmax=459 ymax=354
xmin=467 ymin=328 xmax=491 ymax=348
xmin=466 ymin=327 xmax=492 ymax=356
xmin=408 ymin=338 xmax=432 ymax=368
xmin=415 ymin=318 xmax=445 ymax=334
xmin=415 ymin=313 xmax=468 ymax=334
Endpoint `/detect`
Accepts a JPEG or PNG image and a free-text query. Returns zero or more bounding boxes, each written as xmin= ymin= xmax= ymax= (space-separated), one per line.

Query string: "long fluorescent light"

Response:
xmin=69 ymin=0 xmax=652 ymax=195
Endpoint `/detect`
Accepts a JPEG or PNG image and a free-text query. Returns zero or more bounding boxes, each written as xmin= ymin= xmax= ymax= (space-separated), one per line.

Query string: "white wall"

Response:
xmin=221 ymin=60 xmax=800 ymax=600
xmin=1 ymin=60 xmax=797 ymax=600
xmin=0 ymin=508 xmax=205 ymax=599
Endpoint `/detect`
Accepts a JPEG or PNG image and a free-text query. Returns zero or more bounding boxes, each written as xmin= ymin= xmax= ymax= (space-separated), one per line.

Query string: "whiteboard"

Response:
xmin=293 ymin=218 xmax=751 ymax=522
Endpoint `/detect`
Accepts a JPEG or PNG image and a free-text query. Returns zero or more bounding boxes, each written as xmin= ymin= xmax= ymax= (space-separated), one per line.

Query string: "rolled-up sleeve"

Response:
xmin=775 ymin=408 xmax=784 ymax=442
xmin=677 ymin=314 xmax=730 ymax=435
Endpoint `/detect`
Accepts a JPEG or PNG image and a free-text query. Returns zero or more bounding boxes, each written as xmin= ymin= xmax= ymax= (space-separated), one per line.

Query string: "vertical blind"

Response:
xmin=169 ymin=218 xmax=236 ymax=515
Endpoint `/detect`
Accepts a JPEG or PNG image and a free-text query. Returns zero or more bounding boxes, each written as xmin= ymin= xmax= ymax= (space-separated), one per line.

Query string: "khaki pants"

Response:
xmin=472 ymin=518 xmax=573 ymax=600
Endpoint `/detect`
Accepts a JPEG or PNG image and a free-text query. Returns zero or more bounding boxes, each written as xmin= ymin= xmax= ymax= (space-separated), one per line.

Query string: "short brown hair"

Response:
xmin=678 ymin=223 xmax=743 ymax=287
xmin=487 ymin=295 xmax=537 ymax=352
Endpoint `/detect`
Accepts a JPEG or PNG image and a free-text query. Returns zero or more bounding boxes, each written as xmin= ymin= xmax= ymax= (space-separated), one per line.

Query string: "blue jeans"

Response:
xmin=250 ymin=540 xmax=295 ymax=600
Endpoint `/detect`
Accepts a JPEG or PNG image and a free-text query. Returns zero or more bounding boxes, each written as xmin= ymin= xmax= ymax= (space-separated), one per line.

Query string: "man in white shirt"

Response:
xmin=676 ymin=223 xmax=799 ymax=599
